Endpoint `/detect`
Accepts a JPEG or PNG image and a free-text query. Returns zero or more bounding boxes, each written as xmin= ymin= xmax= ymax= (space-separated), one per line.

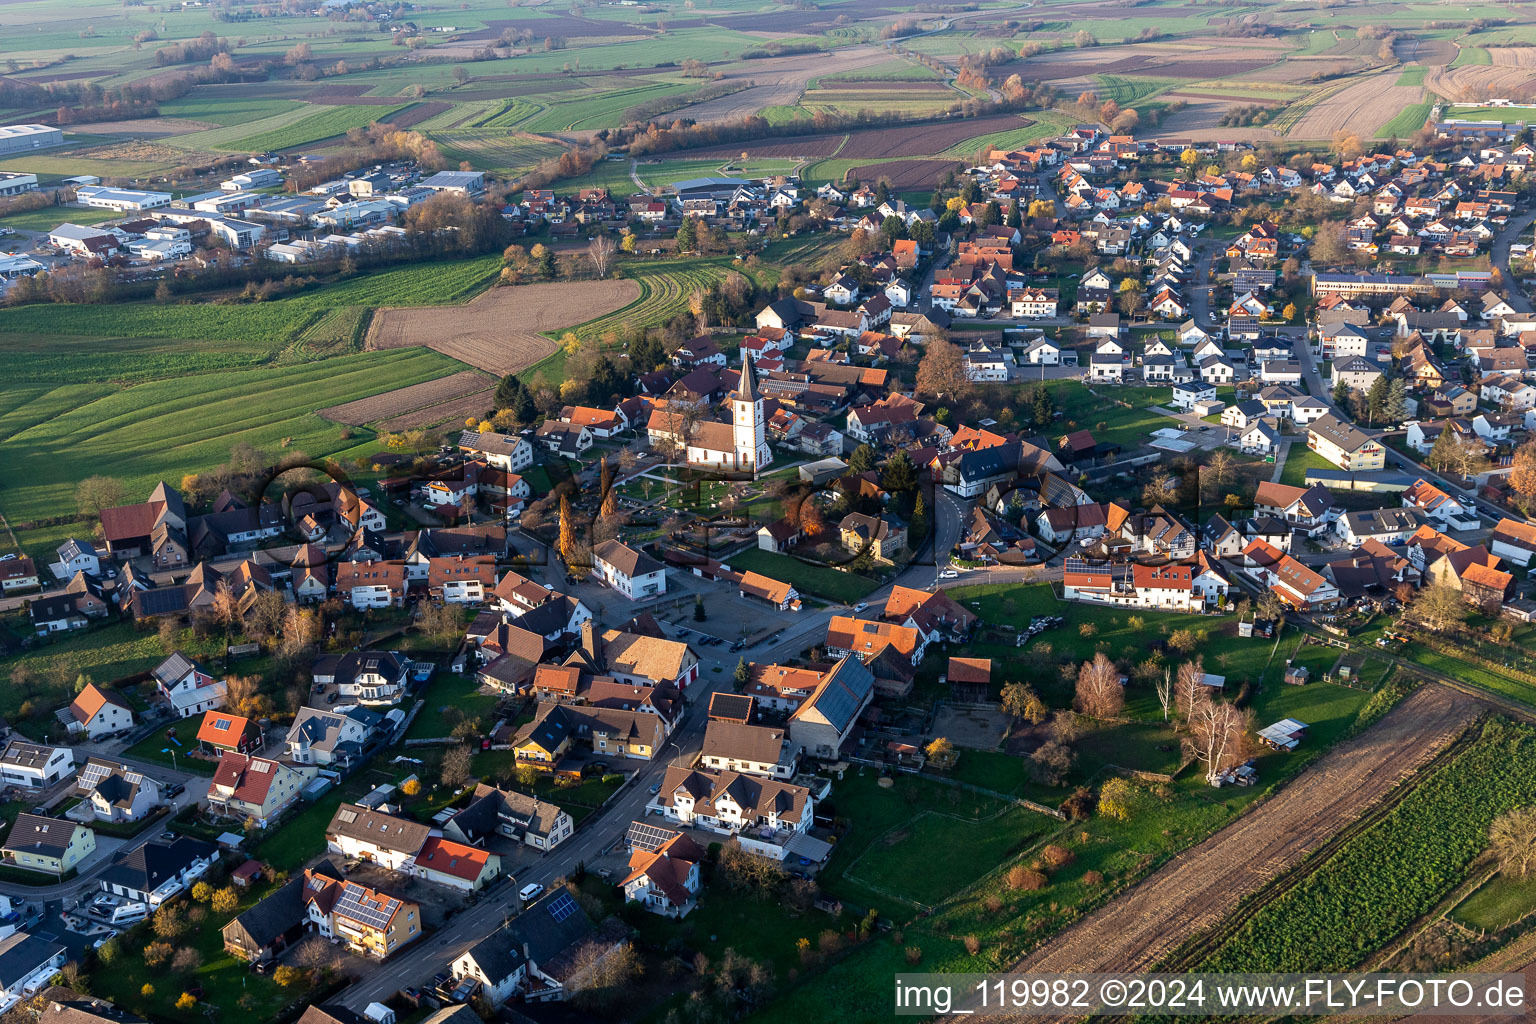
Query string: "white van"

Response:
xmin=518 ymin=882 xmax=544 ymax=903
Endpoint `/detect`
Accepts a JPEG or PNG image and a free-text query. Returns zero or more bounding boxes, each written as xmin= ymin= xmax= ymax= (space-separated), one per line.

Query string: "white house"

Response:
xmin=0 ymin=741 xmax=74 ymax=790
xmin=1171 ymin=380 xmax=1217 ymax=412
xmin=0 ymin=934 xmax=66 ymax=1013
xmin=591 ymin=540 xmax=667 ymax=600
xmin=152 ymin=652 xmax=227 ymax=718
xmin=65 ymin=684 xmax=134 ymax=740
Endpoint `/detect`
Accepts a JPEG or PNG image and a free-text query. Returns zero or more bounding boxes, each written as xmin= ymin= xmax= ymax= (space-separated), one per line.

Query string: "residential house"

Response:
xmin=197 ymin=711 xmax=259 ymax=756
xmin=303 ymin=869 xmax=421 ymax=959
xmin=207 ymin=753 xmax=315 ymax=827
xmin=313 ymin=650 xmax=411 ymax=706
xmin=648 ymin=766 xmax=814 ymax=838
xmin=72 ymin=759 xmax=162 ymax=824
xmin=1491 ymin=518 xmax=1536 ymax=567
xmin=285 ymin=706 xmax=384 ymax=768
xmin=838 ymin=512 xmax=907 ymax=564
xmin=413 ymin=836 xmax=501 ymax=892
xmin=449 ymin=888 xmax=623 ymax=1005
xmin=1402 ymin=478 xmax=1480 ymax=530
xmin=1 ymin=815 xmax=93 ymax=875
xmin=152 ymin=652 xmax=227 ymax=718
xmin=325 ymin=804 xmax=428 ymax=871
xmin=0 ymin=934 xmax=66 ymax=1012
xmin=622 ymin=831 xmax=705 ymax=918
xmin=0 ymin=742 xmax=73 ymax=790
xmin=65 ymin=684 xmax=133 ymax=740
xmin=700 ymin=720 xmax=795 ymax=780
xmin=442 ymin=783 xmax=573 ymax=852
xmin=98 ymin=837 xmax=216 ymax=907
xmin=1308 ymin=415 xmax=1386 ymax=471
xmin=591 ymin=540 xmax=667 ymax=600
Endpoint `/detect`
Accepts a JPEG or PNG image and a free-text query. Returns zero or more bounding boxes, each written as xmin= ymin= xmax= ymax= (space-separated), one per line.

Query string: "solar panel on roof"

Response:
xmin=625 ymin=821 xmax=679 ymax=853
xmin=337 ymin=884 xmax=396 ymax=930
xmin=547 ymin=891 xmax=578 ymax=923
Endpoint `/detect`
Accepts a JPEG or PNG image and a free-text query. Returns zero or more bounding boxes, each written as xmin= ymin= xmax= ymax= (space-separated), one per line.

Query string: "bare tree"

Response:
xmin=1075 ymin=652 xmax=1124 ymax=718
xmin=1174 ymin=657 xmax=1207 ymax=718
xmin=587 ymin=233 xmax=616 ymax=279
xmin=1491 ymin=808 xmax=1536 ymax=879
xmin=442 ymin=744 xmax=473 ymax=788
xmin=1156 ymin=666 xmax=1173 ymax=723
xmin=1184 ymin=694 xmax=1255 ymax=784
xmin=210 ymin=580 xmax=239 ymax=630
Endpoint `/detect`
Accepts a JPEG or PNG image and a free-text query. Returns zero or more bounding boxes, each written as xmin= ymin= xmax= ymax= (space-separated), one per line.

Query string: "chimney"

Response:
xmin=581 ymin=620 xmax=601 ymax=667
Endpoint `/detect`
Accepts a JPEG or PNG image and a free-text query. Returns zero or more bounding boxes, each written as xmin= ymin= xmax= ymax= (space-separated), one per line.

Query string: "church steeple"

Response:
xmin=735 ymin=349 xmax=759 ymax=401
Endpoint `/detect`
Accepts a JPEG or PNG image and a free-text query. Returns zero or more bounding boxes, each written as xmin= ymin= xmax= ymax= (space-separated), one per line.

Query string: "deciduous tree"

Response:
xmin=1075 ymin=652 xmax=1124 ymax=718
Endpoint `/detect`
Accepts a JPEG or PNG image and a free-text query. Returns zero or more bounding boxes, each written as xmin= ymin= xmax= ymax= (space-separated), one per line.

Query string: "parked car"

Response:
xmin=518 ymin=882 xmax=544 ymax=903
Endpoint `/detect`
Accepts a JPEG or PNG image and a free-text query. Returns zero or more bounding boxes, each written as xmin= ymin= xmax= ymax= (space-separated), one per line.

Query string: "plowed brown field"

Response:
xmin=1427 ymin=47 xmax=1536 ymax=102
xmin=1289 ymin=72 xmax=1424 ymax=139
xmin=317 ymin=369 xmax=492 ymax=425
xmin=367 ymin=278 xmax=640 ymax=375
xmin=986 ymin=684 xmax=1479 ymax=1021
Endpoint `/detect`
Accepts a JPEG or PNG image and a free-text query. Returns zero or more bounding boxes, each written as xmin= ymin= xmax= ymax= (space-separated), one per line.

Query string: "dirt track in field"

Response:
xmin=989 ymin=684 xmax=1479 ymax=1016
xmin=366 ymin=278 xmax=640 ymax=375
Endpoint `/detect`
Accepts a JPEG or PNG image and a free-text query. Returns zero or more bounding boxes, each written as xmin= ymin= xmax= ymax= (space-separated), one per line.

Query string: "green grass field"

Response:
xmin=1278 ymin=445 xmax=1337 ymax=487
xmin=0 ymin=255 xmax=499 ymax=344
xmin=725 ymin=547 xmax=881 ymax=604
xmin=1452 ymin=44 xmax=1493 ymax=66
xmin=1394 ymin=66 xmax=1427 ymax=86
xmin=1378 ymin=100 xmax=1435 ymax=138
xmin=1447 ymin=104 xmax=1536 ymax=123
xmin=0 ymin=347 xmax=462 ymax=524
xmin=1453 ymin=872 xmax=1536 ymax=931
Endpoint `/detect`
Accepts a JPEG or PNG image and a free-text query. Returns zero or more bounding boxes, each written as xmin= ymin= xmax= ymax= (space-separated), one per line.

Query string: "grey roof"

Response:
xmin=2 ymin=814 xmax=81 ymax=858
xmin=99 ymin=837 xmax=215 ymax=894
xmin=223 ymin=876 xmax=303 ymax=950
xmin=151 ymin=651 xmax=199 ymax=686
xmin=462 ymin=887 xmax=593 ymax=982
xmin=702 ymin=721 xmax=786 ymax=765
xmin=1342 ymin=507 xmax=1429 ymax=535
xmin=802 ymin=656 xmax=874 ymax=734
xmin=0 ymin=741 xmax=62 ymax=770
xmin=56 ymin=538 xmax=97 ymax=562
xmin=326 ymin=803 xmax=429 ymax=854
xmin=0 ymin=932 xmax=63 ymax=986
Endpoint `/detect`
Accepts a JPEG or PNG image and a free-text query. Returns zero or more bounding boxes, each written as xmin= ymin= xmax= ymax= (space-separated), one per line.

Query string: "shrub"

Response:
xmin=905 ymin=945 xmax=923 ymax=965
xmin=176 ymin=994 xmax=197 ymax=1011
xmin=984 ymin=895 xmax=1003 ymax=913
xmin=141 ymin=984 xmax=155 ymax=999
xmin=1007 ymin=865 xmax=1047 ymax=890
xmin=1099 ymin=777 xmax=1138 ymax=821
xmin=142 ymin=942 xmax=173 ymax=968
xmin=963 ymin=935 xmax=981 ymax=954
xmin=1083 ymin=869 xmax=1105 ymax=886
xmin=1042 ymin=844 xmax=1076 ymax=868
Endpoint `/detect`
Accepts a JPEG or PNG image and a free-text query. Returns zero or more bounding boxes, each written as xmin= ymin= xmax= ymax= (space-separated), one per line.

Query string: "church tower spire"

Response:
xmin=731 ymin=350 xmax=772 ymax=478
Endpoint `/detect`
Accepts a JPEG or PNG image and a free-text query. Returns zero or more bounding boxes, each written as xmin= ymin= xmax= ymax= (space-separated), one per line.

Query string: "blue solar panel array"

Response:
xmin=546 ymin=891 xmax=578 ymax=923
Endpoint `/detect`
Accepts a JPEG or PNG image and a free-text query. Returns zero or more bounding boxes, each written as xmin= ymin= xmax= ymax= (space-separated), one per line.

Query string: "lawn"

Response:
xmin=1394 ymin=66 xmax=1427 ymax=86
xmin=1452 ymin=871 xmax=1536 ymax=931
xmin=0 ymin=205 xmax=119 ymax=231
xmin=126 ymin=717 xmax=215 ymax=775
xmin=405 ymin=673 xmax=500 ymax=739
xmin=1447 ymin=104 xmax=1536 ymax=123
xmin=1051 ymin=380 xmax=1173 ymax=453
xmin=725 ymin=547 xmax=882 ymax=605
xmin=0 ymin=347 xmax=463 ymax=525
xmin=818 ymin=771 xmax=1055 ymax=916
xmin=1277 ymin=445 xmax=1336 ymax=487
xmin=0 ymin=619 xmax=224 ymax=720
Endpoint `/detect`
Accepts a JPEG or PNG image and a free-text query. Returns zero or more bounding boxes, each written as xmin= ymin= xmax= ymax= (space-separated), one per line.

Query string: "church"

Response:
xmin=646 ymin=352 xmax=773 ymax=478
